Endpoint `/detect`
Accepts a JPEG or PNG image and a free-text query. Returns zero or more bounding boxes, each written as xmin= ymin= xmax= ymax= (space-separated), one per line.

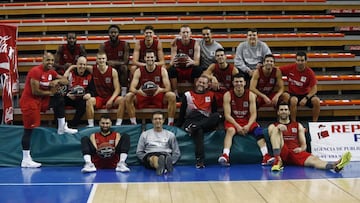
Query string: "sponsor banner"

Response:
xmin=309 ymin=121 xmax=360 ymax=161
xmin=0 ymin=24 xmax=18 ymax=124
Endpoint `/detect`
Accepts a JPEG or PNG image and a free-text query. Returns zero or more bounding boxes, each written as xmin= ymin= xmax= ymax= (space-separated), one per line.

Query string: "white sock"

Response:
xmin=23 ymin=150 xmax=31 ymax=160
xmin=88 ymin=119 xmax=94 ymax=127
xmin=174 ymin=90 xmax=179 ymax=98
xmin=260 ymin=146 xmax=268 ymax=156
xmin=223 ymin=148 xmax=230 ymax=156
xmin=83 ymin=154 xmax=92 ymax=163
xmin=130 ymin=117 xmax=137 ymax=124
xmin=120 ymin=153 xmax=128 ymax=163
xmin=116 ymin=119 xmax=123 ymax=126
xmin=121 ymin=87 xmax=127 ymax=97
xmin=58 ymin=117 xmax=66 ymax=129
xmin=168 ymin=118 xmax=174 ymax=125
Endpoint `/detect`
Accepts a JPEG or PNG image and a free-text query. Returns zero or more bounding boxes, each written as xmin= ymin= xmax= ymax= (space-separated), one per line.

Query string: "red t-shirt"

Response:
xmin=280 ymin=64 xmax=317 ymax=95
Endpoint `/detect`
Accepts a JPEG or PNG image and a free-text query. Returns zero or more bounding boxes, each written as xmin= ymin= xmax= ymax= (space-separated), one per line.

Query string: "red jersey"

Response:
xmin=274 ymin=121 xmax=300 ymax=150
xmin=92 ymin=65 xmax=115 ymax=98
xmin=68 ymin=70 xmax=92 ymax=89
xmin=20 ymin=64 xmax=58 ymax=103
xmin=176 ymin=38 xmax=196 ymax=59
xmin=91 ymin=131 xmax=120 ymax=169
xmin=213 ymin=63 xmax=234 ymax=91
xmin=103 ymin=40 xmax=126 ymax=63
xmin=184 ymin=90 xmax=215 ymax=117
xmin=229 ymin=89 xmax=250 ymax=120
xmin=257 ymin=67 xmax=277 ymax=94
xmin=138 ymin=66 xmax=163 ymax=88
xmin=280 ymin=64 xmax=317 ymax=95
xmin=59 ymin=44 xmax=82 ymax=65
xmin=139 ymin=39 xmax=159 ymax=63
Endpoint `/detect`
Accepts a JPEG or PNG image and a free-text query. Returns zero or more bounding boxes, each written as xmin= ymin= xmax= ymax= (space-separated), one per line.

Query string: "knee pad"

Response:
xmin=253 ymin=127 xmax=264 ymax=140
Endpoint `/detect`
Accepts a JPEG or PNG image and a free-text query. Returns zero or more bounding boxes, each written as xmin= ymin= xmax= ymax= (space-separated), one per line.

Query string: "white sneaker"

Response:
xmin=81 ymin=162 xmax=96 ymax=173
xmin=21 ymin=159 xmax=41 ymax=168
xmin=58 ymin=122 xmax=78 ymax=135
xmin=116 ymin=162 xmax=130 ymax=172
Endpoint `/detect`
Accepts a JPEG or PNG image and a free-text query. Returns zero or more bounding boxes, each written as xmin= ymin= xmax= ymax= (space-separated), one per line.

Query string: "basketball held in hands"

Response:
xmin=141 ymin=81 xmax=158 ymax=96
xmin=174 ymin=53 xmax=189 ymax=68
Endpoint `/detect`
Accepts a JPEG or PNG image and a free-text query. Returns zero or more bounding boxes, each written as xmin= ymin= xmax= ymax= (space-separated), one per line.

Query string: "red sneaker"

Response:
xmin=262 ymin=153 xmax=275 ymax=166
xmin=218 ymin=153 xmax=230 ymax=166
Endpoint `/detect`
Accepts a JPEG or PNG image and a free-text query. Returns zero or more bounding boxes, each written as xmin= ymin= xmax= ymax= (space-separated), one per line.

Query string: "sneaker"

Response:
xmin=334 ymin=151 xmax=352 ymax=173
xmin=21 ymin=159 xmax=41 ymax=168
xmin=58 ymin=122 xmax=78 ymax=135
xmin=185 ymin=123 xmax=197 ymax=136
xmin=116 ymin=162 xmax=130 ymax=172
xmin=195 ymin=158 xmax=205 ymax=169
xmin=165 ymin=155 xmax=173 ymax=173
xmin=81 ymin=162 xmax=96 ymax=173
xmin=271 ymin=156 xmax=283 ymax=172
xmin=218 ymin=153 xmax=230 ymax=166
xmin=262 ymin=153 xmax=275 ymax=166
xmin=156 ymin=155 xmax=165 ymax=175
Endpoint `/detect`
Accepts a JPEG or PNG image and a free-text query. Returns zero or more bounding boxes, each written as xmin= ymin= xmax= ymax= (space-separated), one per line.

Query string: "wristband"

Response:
xmin=305 ymin=95 xmax=310 ymax=100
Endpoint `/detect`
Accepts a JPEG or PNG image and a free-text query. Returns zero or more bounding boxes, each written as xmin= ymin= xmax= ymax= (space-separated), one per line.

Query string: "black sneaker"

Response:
xmin=185 ymin=123 xmax=197 ymax=136
xmin=156 ymin=155 xmax=165 ymax=175
xmin=165 ymin=155 xmax=173 ymax=173
xmin=195 ymin=158 xmax=205 ymax=169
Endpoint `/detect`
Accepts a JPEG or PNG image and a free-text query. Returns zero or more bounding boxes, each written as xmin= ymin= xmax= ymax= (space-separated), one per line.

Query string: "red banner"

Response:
xmin=0 ymin=24 xmax=19 ymax=124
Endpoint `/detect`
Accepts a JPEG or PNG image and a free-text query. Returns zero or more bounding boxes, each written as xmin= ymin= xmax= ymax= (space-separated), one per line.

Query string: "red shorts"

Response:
xmin=224 ymin=118 xmax=259 ymax=133
xmin=95 ymin=96 xmax=120 ymax=109
xmin=176 ymin=67 xmax=193 ymax=82
xmin=20 ymin=100 xmax=41 ymax=129
xmin=280 ymin=145 xmax=312 ymax=166
xmin=92 ymin=154 xmax=120 ymax=169
xmin=256 ymin=92 xmax=277 ymax=107
xmin=136 ymin=92 xmax=165 ymax=109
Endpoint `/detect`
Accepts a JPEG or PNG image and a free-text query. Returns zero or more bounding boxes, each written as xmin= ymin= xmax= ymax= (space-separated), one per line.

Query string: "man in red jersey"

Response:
xmin=130 ymin=25 xmax=165 ymax=75
xmin=20 ymin=52 xmax=77 ymax=168
xmin=218 ymin=73 xmax=274 ymax=167
xmin=80 ymin=114 xmax=130 ymax=173
xmin=85 ymin=52 xmax=125 ymax=127
xmin=203 ymin=48 xmax=239 ymax=108
xmin=168 ymin=25 xmax=202 ymax=99
xmin=280 ymin=51 xmax=320 ymax=122
xmin=269 ymin=102 xmax=351 ymax=172
xmin=176 ymin=74 xmax=221 ymax=168
xmin=63 ymin=56 xmax=92 ymax=127
xmin=54 ymin=32 xmax=87 ymax=75
xmin=125 ymin=50 xmax=176 ymax=126
xmin=99 ymin=25 xmax=130 ymax=96
xmin=249 ymin=54 xmax=284 ymax=107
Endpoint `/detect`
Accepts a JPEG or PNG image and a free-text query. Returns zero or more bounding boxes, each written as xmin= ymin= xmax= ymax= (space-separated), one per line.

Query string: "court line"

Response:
xmin=87 ymin=183 xmax=97 ymax=203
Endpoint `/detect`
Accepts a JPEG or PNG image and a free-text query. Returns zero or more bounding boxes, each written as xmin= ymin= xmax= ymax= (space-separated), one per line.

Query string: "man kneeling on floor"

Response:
xmin=268 ymin=101 xmax=352 ymax=172
xmin=80 ymin=114 xmax=130 ymax=173
xmin=136 ymin=111 xmax=181 ymax=175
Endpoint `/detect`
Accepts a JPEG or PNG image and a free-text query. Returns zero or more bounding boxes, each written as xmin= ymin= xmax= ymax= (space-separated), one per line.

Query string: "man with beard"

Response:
xmin=203 ymin=48 xmax=239 ymax=108
xmin=99 ymin=25 xmax=130 ymax=96
xmin=80 ymin=114 xmax=130 ymax=173
xmin=20 ymin=52 xmax=77 ymax=168
xmin=218 ymin=73 xmax=273 ymax=166
xmin=136 ymin=111 xmax=181 ymax=175
xmin=234 ymin=28 xmax=271 ymax=83
xmin=63 ymin=56 xmax=92 ymax=127
xmin=125 ymin=50 xmax=176 ymax=126
xmin=279 ymin=51 xmax=320 ymax=122
xmin=130 ymin=25 xmax=165 ymax=75
xmin=249 ymin=54 xmax=284 ymax=107
xmin=55 ymin=32 xmax=87 ymax=75
xmin=199 ymin=26 xmax=223 ymax=71
xmin=176 ymin=74 xmax=221 ymax=168
xmin=268 ymin=102 xmax=351 ymax=172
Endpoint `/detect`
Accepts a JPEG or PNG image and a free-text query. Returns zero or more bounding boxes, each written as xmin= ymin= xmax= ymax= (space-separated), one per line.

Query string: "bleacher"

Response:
xmin=1 ymin=0 xmax=360 ymax=123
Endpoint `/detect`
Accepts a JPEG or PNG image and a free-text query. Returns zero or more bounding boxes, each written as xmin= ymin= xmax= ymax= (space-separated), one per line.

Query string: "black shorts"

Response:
xmin=289 ymin=93 xmax=317 ymax=108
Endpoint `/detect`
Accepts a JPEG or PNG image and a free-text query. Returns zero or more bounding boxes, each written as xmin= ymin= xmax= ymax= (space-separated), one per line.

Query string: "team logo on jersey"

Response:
xmin=83 ymin=80 xmax=88 ymax=85
xmin=188 ymin=49 xmax=194 ymax=56
xmin=226 ymin=75 xmax=231 ymax=81
xmin=48 ymin=74 xmax=53 ymax=81
xmin=118 ymin=51 xmax=123 ymax=57
xmin=243 ymin=101 xmax=249 ymax=107
xmin=105 ymin=77 xmax=111 ymax=83
xmin=270 ymin=78 xmax=275 ymax=84
xmin=291 ymin=127 xmax=298 ymax=133
xmin=154 ymin=76 xmax=161 ymax=82
xmin=300 ymin=76 xmax=307 ymax=82
xmin=108 ymin=140 xmax=115 ymax=145
xmin=205 ymin=96 xmax=211 ymax=103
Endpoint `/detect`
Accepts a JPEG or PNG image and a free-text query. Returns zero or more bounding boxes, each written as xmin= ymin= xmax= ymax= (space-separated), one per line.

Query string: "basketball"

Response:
xmin=96 ymin=142 xmax=115 ymax=158
xmin=69 ymin=85 xmax=86 ymax=98
xmin=174 ymin=53 xmax=189 ymax=67
xmin=56 ymin=84 xmax=68 ymax=96
xmin=142 ymin=81 xmax=158 ymax=96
